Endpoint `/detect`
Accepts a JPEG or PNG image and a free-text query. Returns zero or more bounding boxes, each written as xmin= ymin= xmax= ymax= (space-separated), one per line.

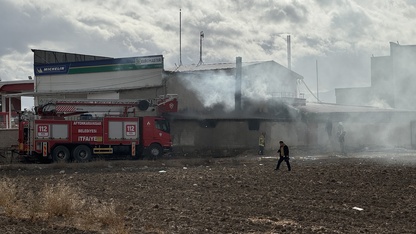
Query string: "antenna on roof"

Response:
xmin=287 ymin=35 xmax=291 ymax=70
xmin=179 ymin=9 xmax=183 ymax=66
xmin=316 ymin=59 xmax=321 ymax=103
xmin=197 ymin=31 xmax=204 ymax=66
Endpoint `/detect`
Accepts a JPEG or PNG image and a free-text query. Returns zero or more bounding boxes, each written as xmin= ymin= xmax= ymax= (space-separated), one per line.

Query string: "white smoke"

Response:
xmin=179 ymin=71 xmax=236 ymax=112
xmin=177 ymin=63 xmax=292 ymax=113
xmin=367 ymin=98 xmax=392 ymax=109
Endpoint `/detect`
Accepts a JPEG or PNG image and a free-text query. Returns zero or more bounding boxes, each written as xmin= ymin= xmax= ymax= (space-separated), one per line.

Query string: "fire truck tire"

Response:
xmin=146 ymin=144 xmax=163 ymax=159
xmin=73 ymin=145 xmax=92 ymax=162
xmin=52 ymin=146 xmax=71 ymax=163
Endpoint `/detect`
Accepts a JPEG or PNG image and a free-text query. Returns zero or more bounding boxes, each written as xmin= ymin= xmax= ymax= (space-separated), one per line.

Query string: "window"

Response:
xmin=155 ymin=119 xmax=170 ymax=133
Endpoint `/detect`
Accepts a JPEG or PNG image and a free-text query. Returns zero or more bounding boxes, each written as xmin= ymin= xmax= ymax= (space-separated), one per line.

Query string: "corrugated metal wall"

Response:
xmin=36 ymin=69 xmax=163 ymax=92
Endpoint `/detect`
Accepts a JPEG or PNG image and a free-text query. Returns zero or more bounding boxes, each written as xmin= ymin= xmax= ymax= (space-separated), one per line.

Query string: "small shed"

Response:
xmin=0 ymin=80 xmax=34 ymax=128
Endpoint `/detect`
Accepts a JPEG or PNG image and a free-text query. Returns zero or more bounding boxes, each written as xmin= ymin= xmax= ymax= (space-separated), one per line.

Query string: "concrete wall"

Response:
xmin=171 ymin=120 xmax=257 ymax=148
xmin=171 ymin=120 xmax=311 ymax=152
xmin=119 ymin=87 xmax=165 ymax=100
xmin=390 ymin=42 xmax=416 ymax=110
xmin=37 ymin=93 xmax=88 ymax=105
xmin=335 ymin=87 xmax=373 ymax=106
xmin=170 ymin=118 xmax=414 ymax=153
xmin=371 ymin=56 xmax=394 ymax=108
xmin=0 ymin=129 xmax=18 ymax=148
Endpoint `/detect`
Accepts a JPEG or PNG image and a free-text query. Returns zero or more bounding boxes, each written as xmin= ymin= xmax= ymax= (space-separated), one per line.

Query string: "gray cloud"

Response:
xmin=330 ymin=7 xmax=371 ymax=38
xmin=262 ymin=2 xmax=309 ymax=24
xmin=0 ymin=0 xmax=415 ymax=104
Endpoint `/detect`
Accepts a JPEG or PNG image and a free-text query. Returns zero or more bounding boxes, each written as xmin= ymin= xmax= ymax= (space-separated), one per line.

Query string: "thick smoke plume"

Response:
xmin=178 ymin=62 xmax=292 ymax=113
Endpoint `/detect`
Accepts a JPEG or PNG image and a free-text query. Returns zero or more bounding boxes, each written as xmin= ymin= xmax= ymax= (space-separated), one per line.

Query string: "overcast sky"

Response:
xmin=1 ymin=0 xmax=416 ymax=105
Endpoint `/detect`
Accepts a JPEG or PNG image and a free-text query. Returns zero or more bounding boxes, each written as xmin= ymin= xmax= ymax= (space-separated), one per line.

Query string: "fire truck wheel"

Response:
xmin=146 ymin=144 xmax=163 ymax=160
xmin=73 ymin=145 xmax=92 ymax=162
xmin=52 ymin=146 xmax=71 ymax=163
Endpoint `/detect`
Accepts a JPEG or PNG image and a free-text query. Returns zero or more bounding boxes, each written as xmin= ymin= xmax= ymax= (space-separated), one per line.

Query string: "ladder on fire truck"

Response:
xmin=35 ymin=94 xmax=178 ymax=117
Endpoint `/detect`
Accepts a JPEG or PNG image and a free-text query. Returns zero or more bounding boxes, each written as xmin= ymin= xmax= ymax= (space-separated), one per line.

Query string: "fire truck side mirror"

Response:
xmin=138 ymin=100 xmax=150 ymax=111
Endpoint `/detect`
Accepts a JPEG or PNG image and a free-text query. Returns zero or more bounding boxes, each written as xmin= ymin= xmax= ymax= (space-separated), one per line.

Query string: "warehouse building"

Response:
xmin=3 ymin=49 xmax=414 ymax=153
xmin=32 ymin=49 xmax=166 ymax=103
xmin=336 ymin=42 xmax=416 ymax=110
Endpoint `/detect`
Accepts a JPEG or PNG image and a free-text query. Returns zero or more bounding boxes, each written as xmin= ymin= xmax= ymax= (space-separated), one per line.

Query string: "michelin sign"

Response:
xmin=35 ymin=65 xmax=69 ymax=75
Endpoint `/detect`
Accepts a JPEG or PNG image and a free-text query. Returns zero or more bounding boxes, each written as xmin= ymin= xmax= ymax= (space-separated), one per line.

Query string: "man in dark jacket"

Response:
xmin=275 ymin=141 xmax=291 ymax=171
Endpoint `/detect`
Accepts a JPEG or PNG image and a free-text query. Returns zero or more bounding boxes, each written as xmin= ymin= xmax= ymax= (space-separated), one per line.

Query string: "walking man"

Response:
xmin=275 ymin=141 xmax=291 ymax=171
xmin=258 ymin=132 xmax=265 ymax=155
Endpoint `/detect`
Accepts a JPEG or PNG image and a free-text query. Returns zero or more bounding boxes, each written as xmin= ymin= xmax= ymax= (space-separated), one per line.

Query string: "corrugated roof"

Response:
xmin=31 ymin=49 xmax=111 ymax=65
xmin=165 ymin=60 xmax=304 ymax=80
xmin=298 ymin=102 xmax=411 ymax=113
xmin=0 ymin=80 xmax=34 ymax=85
xmin=165 ymin=61 xmax=265 ymax=73
xmin=0 ymin=80 xmax=34 ymax=91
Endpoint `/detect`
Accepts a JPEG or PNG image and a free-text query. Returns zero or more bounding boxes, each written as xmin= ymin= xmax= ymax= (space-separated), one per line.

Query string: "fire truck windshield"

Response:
xmin=155 ymin=119 xmax=170 ymax=133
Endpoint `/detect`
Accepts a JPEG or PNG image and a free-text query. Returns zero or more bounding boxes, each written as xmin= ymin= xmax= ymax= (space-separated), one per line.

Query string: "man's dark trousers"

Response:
xmin=275 ymin=156 xmax=291 ymax=171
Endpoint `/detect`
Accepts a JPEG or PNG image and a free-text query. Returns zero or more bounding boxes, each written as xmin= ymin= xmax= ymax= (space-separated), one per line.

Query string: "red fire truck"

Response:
xmin=18 ymin=95 xmax=178 ymax=162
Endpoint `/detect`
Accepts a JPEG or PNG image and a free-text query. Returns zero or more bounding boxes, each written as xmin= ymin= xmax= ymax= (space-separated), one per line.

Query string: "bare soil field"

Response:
xmin=0 ymin=149 xmax=415 ymax=233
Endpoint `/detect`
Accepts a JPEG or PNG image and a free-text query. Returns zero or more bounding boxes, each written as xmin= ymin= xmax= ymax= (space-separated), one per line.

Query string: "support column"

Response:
xmin=8 ymin=97 xmax=11 ymax=129
xmin=1 ymin=94 xmax=5 ymax=112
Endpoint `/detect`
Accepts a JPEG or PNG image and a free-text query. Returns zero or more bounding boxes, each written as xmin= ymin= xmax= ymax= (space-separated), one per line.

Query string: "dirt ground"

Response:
xmin=0 ymin=148 xmax=415 ymax=233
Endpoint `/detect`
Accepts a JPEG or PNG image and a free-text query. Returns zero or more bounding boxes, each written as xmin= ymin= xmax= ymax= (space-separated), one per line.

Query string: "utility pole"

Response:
xmin=287 ymin=35 xmax=291 ymax=70
xmin=316 ymin=59 xmax=320 ymax=102
xmin=197 ymin=31 xmax=204 ymax=66
xmin=179 ymin=9 xmax=182 ymax=66
xmin=235 ymin=57 xmax=242 ymax=112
